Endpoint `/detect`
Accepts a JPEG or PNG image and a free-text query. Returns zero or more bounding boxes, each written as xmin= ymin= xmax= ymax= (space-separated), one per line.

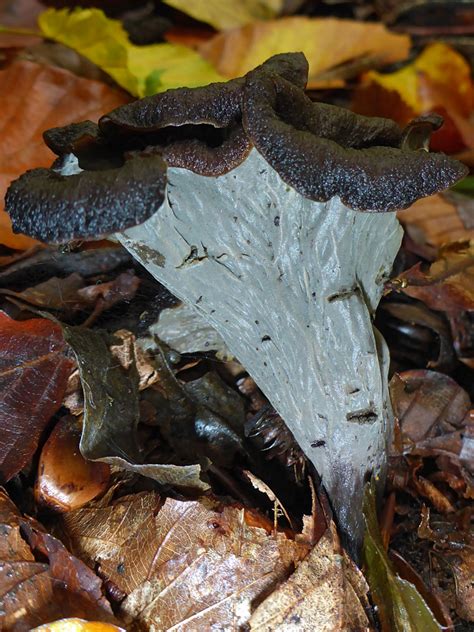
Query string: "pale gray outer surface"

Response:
xmin=118 ymin=149 xmax=403 ymax=547
xmin=149 ymin=302 xmax=230 ymax=359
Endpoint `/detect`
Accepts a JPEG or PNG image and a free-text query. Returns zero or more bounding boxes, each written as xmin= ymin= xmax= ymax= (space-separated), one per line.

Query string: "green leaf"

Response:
xmin=363 ymin=481 xmax=442 ymax=632
xmin=38 ymin=8 xmax=223 ymax=97
xmin=451 ymin=176 xmax=474 ymax=197
xmin=162 ymin=0 xmax=284 ymax=31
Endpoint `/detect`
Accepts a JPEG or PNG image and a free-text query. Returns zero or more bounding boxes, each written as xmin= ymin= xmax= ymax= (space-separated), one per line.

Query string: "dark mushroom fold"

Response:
xmin=242 ymin=71 xmax=468 ymax=211
xmin=97 ymin=53 xmax=308 ymax=176
xmin=5 ymin=51 xmax=468 ymax=243
xmin=44 ymin=121 xmax=125 ymax=172
xmin=5 ymin=153 xmax=167 ymax=242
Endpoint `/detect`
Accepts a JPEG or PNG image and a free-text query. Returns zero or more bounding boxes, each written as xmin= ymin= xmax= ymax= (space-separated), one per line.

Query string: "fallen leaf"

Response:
xmin=59 ymin=491 xmax=309 ymax=630
xmin=249 ymin=522 xmax=370 ymax=630
xmin=38 ymin=8 xmax=223 ymax=97
xmin=94 ymin=455 xmax=210 ymax=492
xmin=0 ymin=313 xmax=74 ymax=482
xmin=390 ymin=370 xmax=470 ymax=446
xmin=62 ymin=326 xmax=212 ymax=492
xmin=62 ymin=325 xmax=142 ymax=463
xmin=417 ymin=506 xmax=474 ymax=621
xmin=363 ymin=481 xmax=443 ymax=631
xmin=0 ymin=59 xmax=127 ymax=248
xmin=162 ymin=0 xmax=283 ymax=31
xmin=397 ymin=194 xmax=474 ymax=260
xmin=397 ymin=240 xmax=474 ymax=312
xmin=0 ymin=488 xmax=116 ymax=630
xmin=0 ymin=247 xmax=131 ymax=291
xmin=36 ymin=415 xmax=111 ymax=512
xmin=199 ymin=17 xmax=410 ymax=88
xmin=1 ymin=273 xmax=86 ymax=314
xmin=389 ymin=549 xmax=453 ymax=630
xmin=353 ymin=42 xmax=474 ymax=152
xmin=376 ymin=299 xmax=456 ymax=370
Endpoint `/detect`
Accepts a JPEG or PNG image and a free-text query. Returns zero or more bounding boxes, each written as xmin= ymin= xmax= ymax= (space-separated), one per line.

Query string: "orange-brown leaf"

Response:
xmin=397 ymin=194 xmax=474 ymax=259
xmin=59 ymin=492 xmax=309 ymax=630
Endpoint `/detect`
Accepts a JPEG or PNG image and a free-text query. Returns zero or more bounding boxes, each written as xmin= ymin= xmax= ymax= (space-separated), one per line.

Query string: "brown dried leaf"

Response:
xmin=249 ymin=522 xmax=370 ymax=630
xmin=390 ymin=370 xmax=470 ymax=446
xmin=0 ymin=246 xmax=131 ymax=289
xmin=0 ymin=313 xmax=75 ymax=482
xmin=77 ymin=272 xmax=140 ymax=327
xmin=397 ymin=194 xmax=474 ymax=260
xmin=398 ymin=240 xmax=474 ymax=312
xmin=1 ymin=274 xmax=86 ymax=316
xmin=417 ymin=506 xmax=474 ymax=621
xmin=59 ymin=492 xmax=309 ymax=630
xmin=0 ymin=489 xmax=116 ymax=630
xmin=109 ymin=329 xmax=158 ymax=391
xmin=0 ymin=59 xmax=128 ymax=248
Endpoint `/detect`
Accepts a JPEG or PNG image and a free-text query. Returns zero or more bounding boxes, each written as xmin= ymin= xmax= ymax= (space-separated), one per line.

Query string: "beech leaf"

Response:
xmin=0 ymin=489 xmax=116 ymax=630
xmin=62 ymin=326 xmax=211 ymax=492
xmin=0 ymin=313 xmax=74 ymax=482
xmin=397 ymin=240 xmax=474 ymax=312
xmin=59 ymin=492 xmax=309 ymax=630
xmin=38 ymin=8 xmax=223 ymax=97
xmin=249 ymin=523 xmax=370 ymax=630
xmin=62 ymin=325 xmax=142 ymax=463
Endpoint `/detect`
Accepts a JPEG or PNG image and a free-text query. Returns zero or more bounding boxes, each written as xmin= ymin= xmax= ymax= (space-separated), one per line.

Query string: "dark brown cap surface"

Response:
xmin=242 ymin=71 xmax=467 ymax=211
xmin=6 ymin=153 xmax=167 ymax=243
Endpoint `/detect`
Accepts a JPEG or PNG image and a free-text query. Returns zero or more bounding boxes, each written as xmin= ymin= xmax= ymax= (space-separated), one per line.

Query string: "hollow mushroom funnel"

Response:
xmin=5 ymin=53 xmax=467 ymax=550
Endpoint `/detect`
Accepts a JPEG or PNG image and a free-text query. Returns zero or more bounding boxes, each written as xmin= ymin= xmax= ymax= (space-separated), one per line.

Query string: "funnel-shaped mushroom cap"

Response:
xmin=5 ymin=51 xmax=468 ymax=243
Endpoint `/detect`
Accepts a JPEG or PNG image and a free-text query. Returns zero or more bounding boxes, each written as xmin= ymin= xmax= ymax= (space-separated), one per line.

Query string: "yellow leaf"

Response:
xmin=162 ymin=0 xmax=284 ymax=31
xmin=363 ymin=42 xmax=474 ymax=115
xmin=199 ymin=17 xmax=410 ymax=88
xmin=38 ymin=8 xmax=223 ymax=97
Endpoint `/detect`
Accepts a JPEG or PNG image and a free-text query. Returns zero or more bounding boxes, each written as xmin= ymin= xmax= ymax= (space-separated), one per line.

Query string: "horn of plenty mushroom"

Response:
xmin=5 ymin=53 xmax=467 ymax=554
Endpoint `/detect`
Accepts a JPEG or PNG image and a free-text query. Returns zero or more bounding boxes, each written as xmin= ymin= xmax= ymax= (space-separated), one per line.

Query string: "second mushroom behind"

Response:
xmin=5 ymin=52 xmax=467 ymax=555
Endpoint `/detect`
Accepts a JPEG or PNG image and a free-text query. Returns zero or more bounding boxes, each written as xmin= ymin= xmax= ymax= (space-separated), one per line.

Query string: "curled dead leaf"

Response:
xmin=0 ymin=489 xmax=117 ymax=629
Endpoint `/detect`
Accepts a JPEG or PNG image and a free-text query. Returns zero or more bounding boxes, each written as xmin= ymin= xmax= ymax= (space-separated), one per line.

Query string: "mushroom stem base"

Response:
xmin=118 ymin=149 xmax=403 ymax=554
